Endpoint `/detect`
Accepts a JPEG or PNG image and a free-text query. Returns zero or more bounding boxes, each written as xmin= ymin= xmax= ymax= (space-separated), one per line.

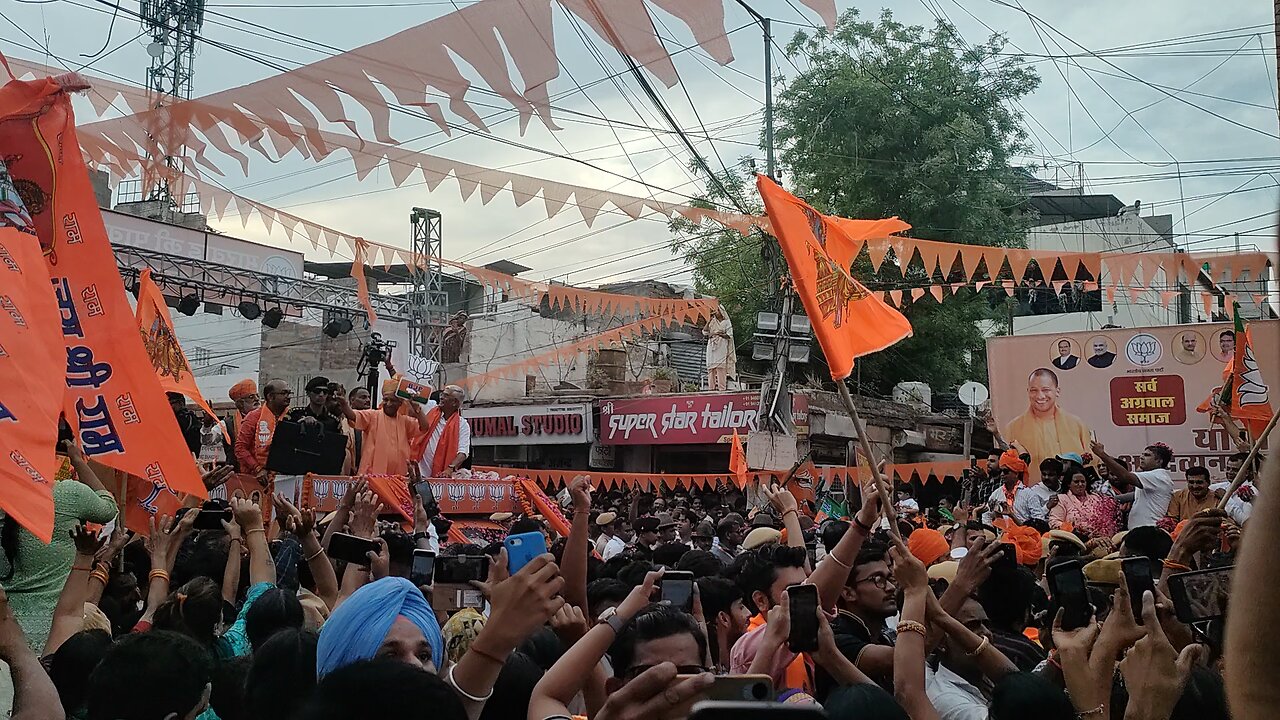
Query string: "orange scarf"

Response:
xmin=410 ymin=407 xmax=460 ymax=477
xmin=252 ymin=406 xmax=284 ymax=467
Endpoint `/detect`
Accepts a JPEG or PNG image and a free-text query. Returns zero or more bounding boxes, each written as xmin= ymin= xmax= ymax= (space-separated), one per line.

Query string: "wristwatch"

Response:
xmin=598 ymin=606 xmax=628 ymax=635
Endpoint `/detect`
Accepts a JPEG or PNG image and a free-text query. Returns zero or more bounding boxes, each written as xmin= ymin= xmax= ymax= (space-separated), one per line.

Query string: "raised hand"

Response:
xmin=230 ymin=496 xmax=264 ymax=531
xmin=888 ymin=535 xmax=928 ymax=592
xmin=1118 ymin=592 xmax=1205 ymax=720
xmin=568 ymin=475 xmax=592 ymax=514
xmin=95 ymin=525 xmax=132 ymax=567
xmin=70 ymin=523 xmax=106 ymax=558
xmin=201 ymin=465 xmax=234 ymax=492
xmin=762 ymin=483 xmax=799 ymax=516
xmin=367 ymin=538 xmax=390 ymax=579
xmin=349 ymin=490 xmax=384 ymax=538
xmin=549 ymin=604 xmax=589 ymax=646
xmin=484 ymin=554 xmax=566 ymax=653
xmin=594 ymin=664 xmax=712 ymax=720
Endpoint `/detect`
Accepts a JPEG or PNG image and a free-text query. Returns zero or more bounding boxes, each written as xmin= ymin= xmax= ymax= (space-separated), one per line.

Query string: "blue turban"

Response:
xmin=316 ymin=577 xmax=443 ymax=677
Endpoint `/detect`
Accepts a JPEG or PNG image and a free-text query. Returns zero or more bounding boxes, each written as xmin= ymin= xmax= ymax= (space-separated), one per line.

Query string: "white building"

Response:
xmin=1011 ymin=181 xmax=1274 ymax=335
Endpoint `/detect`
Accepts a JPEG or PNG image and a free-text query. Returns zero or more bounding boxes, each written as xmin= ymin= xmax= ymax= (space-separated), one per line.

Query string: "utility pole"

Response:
xmin=733 ymin=0 xmax=775 ymax=179
xmin=735 ymin=0 xmax=791 ymax=432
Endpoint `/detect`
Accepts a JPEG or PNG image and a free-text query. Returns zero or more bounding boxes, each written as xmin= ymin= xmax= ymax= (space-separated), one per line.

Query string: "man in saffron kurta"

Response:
xmin=1004 ymin=367 xmax=1092 ymax=482
xmin=337 ymin=377 xmax=429 ymax=475
xmin=234 ymin=379 xmax=292 ymax=476
xmin=411 ymin=385 xmax=471 ymax=478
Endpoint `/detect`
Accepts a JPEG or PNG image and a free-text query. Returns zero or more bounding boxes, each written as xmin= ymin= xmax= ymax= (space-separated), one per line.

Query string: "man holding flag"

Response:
xmin=1198 ymin=302 xmax=1274 ymax=443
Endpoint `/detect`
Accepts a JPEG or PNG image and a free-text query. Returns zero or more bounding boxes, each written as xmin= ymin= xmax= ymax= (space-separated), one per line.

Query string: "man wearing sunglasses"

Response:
xmin=285 ymin=377 xmax=344 ymax=434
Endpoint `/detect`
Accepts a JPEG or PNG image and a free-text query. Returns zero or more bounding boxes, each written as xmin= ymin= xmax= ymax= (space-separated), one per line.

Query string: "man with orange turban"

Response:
xmin=228 ymin=379 xmax=260 ymax=417
xmin=225 ymin=379 xmax=261 ymax=444
xmin=983 ymin=449 xmax=1044 ymax=525
xmin=335 ymin=375 xmax=430 ymax=475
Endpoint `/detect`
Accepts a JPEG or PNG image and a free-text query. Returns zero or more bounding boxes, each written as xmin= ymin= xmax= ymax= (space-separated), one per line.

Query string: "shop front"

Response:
xmin=465 ymin=401 xmax=593 ymax=470
xmin=596 ymin=392 xmax=761 ymax=473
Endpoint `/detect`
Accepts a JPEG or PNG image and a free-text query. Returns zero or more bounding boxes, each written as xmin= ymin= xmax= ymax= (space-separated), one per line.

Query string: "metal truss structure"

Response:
xmin=409 ymin=207 xmax=449 ymax=361
xmin=114 ymin=244 xmax=411 ymax=322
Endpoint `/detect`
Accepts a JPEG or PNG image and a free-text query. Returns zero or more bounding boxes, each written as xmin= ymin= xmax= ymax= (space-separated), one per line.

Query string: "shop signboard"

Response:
xmin=463 ymin=403 xmax=592 ymax=445
xmin=598 ymin=392 xmax=760 ymax=445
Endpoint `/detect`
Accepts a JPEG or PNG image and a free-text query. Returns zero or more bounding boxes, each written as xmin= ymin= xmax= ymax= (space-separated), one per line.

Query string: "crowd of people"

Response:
xmin=0 ymin=365 xmax=1265 ymax=719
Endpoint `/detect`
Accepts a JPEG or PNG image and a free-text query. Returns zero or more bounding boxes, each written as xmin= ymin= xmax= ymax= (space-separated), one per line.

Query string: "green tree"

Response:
xmin=773 ymin=9 xmax=1039 ymax=394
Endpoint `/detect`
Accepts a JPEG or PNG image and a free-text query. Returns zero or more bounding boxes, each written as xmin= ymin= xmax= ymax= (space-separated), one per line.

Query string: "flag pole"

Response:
xmin=836 ymin=381 xmax=899 ymax=536
xmin=1217 ymin=410 xmax=1277 ymax=511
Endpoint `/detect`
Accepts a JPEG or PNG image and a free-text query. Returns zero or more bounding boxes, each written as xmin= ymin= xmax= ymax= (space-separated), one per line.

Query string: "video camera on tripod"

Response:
xmin=357 ymin=332 xmax=397 ymax=406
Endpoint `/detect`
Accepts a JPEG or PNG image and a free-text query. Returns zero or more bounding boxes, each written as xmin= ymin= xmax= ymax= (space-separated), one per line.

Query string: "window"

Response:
xmin=190 ymin=347 xmax=211 ymax=367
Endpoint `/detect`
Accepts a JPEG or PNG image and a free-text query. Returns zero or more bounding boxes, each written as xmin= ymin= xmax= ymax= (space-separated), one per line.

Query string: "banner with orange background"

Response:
xmin=988 ymin=320 xmax=1279 ymax=484
xmin=0 ymin=74 xmax=206 ymax=501
xmin=0 ymin=225 xmax=66 ymax=542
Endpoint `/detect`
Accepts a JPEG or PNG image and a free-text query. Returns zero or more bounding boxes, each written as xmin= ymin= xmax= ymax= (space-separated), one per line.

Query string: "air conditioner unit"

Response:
xmin=492 ymin=445 xmax=528 ymax=463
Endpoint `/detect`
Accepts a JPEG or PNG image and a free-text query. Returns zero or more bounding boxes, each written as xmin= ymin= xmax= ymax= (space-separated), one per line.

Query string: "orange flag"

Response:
xmin=99 ymin=464 xmax=182 ymax=536
xmin=135 ymin=268 xmax=227 ymax=440
xmin=730 ymin=429 xmax=748 ymax=489
xmin=1196 ymin=303 xmax=1274 ymax=438
xmin=756 ymin=175 xmax=913 ymax=381
xmin=0 ymin=74 xmax=207 ymax=500
xmin=0 ymin=225 xmax=66 ymax=542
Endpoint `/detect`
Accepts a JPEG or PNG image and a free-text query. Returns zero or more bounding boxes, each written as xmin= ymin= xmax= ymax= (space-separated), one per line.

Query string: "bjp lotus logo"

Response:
xmin=1125 ymin=333 xmax=1163 ymax=367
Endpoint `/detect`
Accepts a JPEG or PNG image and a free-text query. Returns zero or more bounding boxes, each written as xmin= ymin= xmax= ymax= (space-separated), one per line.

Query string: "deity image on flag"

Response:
xmin=141 ymin=313 xmax=191 ymax=383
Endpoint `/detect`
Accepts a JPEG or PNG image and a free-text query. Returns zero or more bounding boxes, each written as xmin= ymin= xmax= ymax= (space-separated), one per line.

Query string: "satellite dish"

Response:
xmin=958 ymin=381 xmax=989 ymax=408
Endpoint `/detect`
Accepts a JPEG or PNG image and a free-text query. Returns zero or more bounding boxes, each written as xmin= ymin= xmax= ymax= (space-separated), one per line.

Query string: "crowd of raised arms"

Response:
xmin=0 ymin=372 xmax=1268 ymax=720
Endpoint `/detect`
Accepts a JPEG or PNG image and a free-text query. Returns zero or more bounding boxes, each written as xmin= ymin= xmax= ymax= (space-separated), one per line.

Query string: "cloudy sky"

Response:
xmin=4 ymin=0 xmax=1278 ymax=288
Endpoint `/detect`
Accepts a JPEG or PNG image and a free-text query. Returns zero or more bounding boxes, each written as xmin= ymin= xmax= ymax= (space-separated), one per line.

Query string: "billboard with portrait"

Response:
xmin=987 ymin=320 xmax=1278 ymax=483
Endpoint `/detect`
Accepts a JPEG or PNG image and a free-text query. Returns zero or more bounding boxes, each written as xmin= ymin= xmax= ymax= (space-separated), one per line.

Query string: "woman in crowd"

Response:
xmin=0 ymin=443 xmax=118 ymax=654
xmin=1048 ymin=466 xmax=1120 ymax=538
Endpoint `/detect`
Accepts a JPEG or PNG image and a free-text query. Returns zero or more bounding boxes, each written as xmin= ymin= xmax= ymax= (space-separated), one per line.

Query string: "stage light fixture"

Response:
xmin=336 ymin=318 xmax=353 ymax=335
xmin=177 ymin=293 xmax=200 ymax=316
xmin=323 ymin=320 xmax=342 ymax=338
xmin=237 ymin=300 xmax=261 ymax=320
xmin=262 ymin=307 xmax=284 ymax=329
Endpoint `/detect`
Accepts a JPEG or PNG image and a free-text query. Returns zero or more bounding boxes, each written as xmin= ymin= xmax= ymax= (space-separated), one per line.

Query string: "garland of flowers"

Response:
xmin=512 ymin=480 xmax=570 ymax=531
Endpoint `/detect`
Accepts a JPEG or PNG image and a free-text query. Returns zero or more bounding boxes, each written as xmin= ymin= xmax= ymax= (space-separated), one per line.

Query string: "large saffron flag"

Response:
xmin=730 ymin=429 xmax=748 ymax=489
xmin=756 ymin=175 xmax=913 ymax=380
xmin=0 ymin=224 xmax=65 ymax=542
xmin=1197 ymin=303 xmax=1273 ymax=438
xmin=0 ymin=74 xmax=207 ymax=500
xmin=135 ymin=268 xmax=225 ymax=437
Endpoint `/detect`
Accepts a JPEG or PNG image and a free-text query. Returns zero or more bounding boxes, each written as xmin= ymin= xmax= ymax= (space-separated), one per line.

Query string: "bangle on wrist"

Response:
xmin=965 ymin=636 xmax=990 ymax=657
xmin=853 ymin=516 xmax=873 ymax=533
xmin=896 ymin=620 xmax=927 ymax=638
xmin=245 ymin=528 xmax=266 ymax=536
xmin=826 ymin=553 xmax=853 ymax=570
xmin=148 ymin=569 xmax=170 ymax=583
xmin=445 ymin=664 xmax=493 ymax=702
